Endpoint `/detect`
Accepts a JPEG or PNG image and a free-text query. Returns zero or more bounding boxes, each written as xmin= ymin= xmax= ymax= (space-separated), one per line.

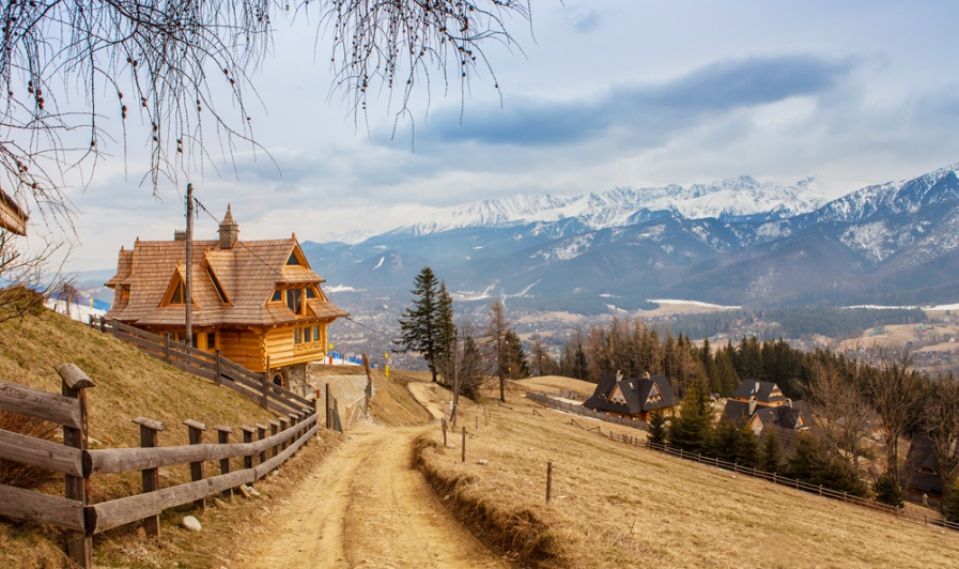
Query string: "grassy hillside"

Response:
xmin=415 ymin=381 xmax=957 ymax=569
xmin=0 ymin=309 xmax=277 ymax=567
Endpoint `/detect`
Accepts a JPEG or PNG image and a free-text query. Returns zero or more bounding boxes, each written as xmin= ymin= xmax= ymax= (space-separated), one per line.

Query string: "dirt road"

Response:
xmin=233 ymin=424 xmax=506 ymax=569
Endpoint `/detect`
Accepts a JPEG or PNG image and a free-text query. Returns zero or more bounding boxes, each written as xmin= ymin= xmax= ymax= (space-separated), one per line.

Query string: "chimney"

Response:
xmin=643 ymin=371 xmax=651 ymax=380
xmin=748 ymin=398 xmax=758 ymax=415
xmin=174 ymin=230 xmax=186 ymax=241
xmin=219 ymin=205 xmax=239 ymax=249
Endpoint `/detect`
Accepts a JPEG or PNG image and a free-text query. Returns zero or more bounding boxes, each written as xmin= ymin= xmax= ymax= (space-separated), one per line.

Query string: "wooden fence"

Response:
xmin=524 ymin=391 xmax=649 ymax=432
xmin=89 ymin=317 xmax=311 ymax=415
xmin=0 ymin=364 xmax=321 ymax=568
xmin=615 ymin=432 xmax=959 ymax=533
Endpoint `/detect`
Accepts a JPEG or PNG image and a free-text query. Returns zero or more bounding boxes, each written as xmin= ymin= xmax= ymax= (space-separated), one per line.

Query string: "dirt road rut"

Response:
xmin=234 ymin=425 xmax=505 ymax=568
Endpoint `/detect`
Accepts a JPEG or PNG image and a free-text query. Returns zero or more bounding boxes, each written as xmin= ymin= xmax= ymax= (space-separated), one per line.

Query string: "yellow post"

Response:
xmin=384 ymin=352 xmax=391 ymax=379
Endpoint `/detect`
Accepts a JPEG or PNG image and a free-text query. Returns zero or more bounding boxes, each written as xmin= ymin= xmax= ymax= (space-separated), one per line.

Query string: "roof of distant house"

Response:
xmin=732 ymin=379 xmax=788 ymax=403
xmin=584 ymin=372 xmax=679 ymax=416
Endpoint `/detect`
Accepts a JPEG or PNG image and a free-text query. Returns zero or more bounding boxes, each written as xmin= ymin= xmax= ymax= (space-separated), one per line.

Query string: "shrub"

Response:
xmin=874 ymin=471 xmax=904 ymax=508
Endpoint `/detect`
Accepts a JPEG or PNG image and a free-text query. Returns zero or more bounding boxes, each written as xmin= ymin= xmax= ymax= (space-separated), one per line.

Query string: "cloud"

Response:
xmin=407 ymin=54 xmax=858 ymax=149
xmin=566 ymin=6 xmax=602 ymax=33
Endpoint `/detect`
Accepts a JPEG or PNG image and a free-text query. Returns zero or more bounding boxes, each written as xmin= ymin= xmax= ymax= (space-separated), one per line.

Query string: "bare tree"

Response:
xmin=869 ymin=351 xmax=921 ymax=483
xmin=0 ymin=1 xmax=531 ymax=224
xmin=926 ymin=373 xmax=959 ymax=488
xmin=806 ymin=362 xmax=874 ymax=469
xmin=486 ymin=298 xmax=508 ymax=402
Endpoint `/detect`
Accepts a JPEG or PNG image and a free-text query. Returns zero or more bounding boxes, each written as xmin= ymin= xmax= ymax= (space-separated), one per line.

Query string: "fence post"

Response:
xmin=261 ymin=369 xmax=270 ymax=409
xmin=88 ymin=314 xmax=93 ymax=328
xmin=214 ymin=349 xmax=222 ymax=386
xmin=132 ymin=417 xmax=166 ymax=537
xmin=56 ymin=364 xmax=95 ymax=569
xmin=269 ymin=420 xmax=280 ymax=457
xmin=324 ymin=383 xmax=331 ymax=429
xmin=441 ymin=418 xmax=448 ymax=446
xmin=256 ymin=423 xmax=268 ymax=464
xmin=280 ymin=417 xmax=291 ymax=451
xmin=99 ymin=317 xmax=106 ymax=333
xmin=461 ymin=427 xmax=467 ymax=463
xmin=241 ymin=426 xmax=256 ymax=471
xmin=164 ymin=333 xmax=172 ymax=363
xmin=288 ymin=413 xmax=299 ymax=454
xmin=819 ymin=484 xmax=823 ymax=496
xmin=546 ymin=461 xmax=553 ymax=503
xmin=773 ymin=472 xmax=777 ymax=485
xmin=215 ymin=426 xmax=234 ymax=499
xmin=184 ymin=420 xmax=207 ymax=509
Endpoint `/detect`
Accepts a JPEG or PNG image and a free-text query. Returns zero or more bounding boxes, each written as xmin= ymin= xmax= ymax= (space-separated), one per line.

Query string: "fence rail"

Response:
xmin=89 ymin=317 xmax=311 ymax=414
xmin=0 ymin=364 xmax=324 ymax=568
xmin=524 ymin=391 xmax=649 ymax=432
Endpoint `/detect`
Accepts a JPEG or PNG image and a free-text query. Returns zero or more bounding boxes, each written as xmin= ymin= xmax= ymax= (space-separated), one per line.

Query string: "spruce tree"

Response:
xmin=397 ymin=267 xmax=441 ymax=382
xmin=759 ymin=429 xmax=782 ymax=473
xmin=648 ymin=411 xmax=667 ymax=446
xmin=668 ymin=381 xmax=713 ymax=454
xmin=944 ymin=480 xmax=959 ymax=523
xmin=710 ymin=420 xmax=740 ymax=462
xmin=505 ymin=329 xmax=529 ymax=378
xmin=435 ymin=282 xmax=456 ymax=385
xmin=874 ymin=471 xmax=904 ymax=508
xmin=459 ymin=333 xmax=484 ymax=399
xmin=734 ymin=423 xmax=760 ymax=468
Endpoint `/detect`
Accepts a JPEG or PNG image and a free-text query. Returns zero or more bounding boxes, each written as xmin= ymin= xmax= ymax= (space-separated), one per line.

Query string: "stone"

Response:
xmin=182 ymin=516 xmax=202 ymax=532
xmin=249 ymin=486 xmax=262 ymax=497
xmin=476 ymin=459 xmax=489 ymax=466
xmin=239 ymin=485 xmax=254 ymax=498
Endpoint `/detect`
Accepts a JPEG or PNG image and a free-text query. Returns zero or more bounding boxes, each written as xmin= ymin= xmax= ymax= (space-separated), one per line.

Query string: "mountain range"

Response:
xmin=304 ymin=163 xmax=959 ymax=313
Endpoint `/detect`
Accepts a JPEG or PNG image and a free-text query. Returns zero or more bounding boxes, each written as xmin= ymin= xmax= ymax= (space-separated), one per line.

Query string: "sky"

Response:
xmin=25 ymin=0 xmax=959 ymax=272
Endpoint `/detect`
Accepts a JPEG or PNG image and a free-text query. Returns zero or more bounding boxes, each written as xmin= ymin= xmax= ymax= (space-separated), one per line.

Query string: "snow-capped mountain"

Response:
xmin=391 ymin=175 xmax=828 ymax=236
xmin=304 ymin=162 xmax=959 ymax=311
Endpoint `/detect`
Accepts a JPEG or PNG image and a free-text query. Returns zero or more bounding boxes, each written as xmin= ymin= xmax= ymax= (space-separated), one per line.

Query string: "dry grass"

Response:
xmin=516 ymin=375 xmax=597 ymax=399
xmin=0 ymin=309 xmax=279 ymax=567
xmin=415 ymin=382 xmax=958 ymax=569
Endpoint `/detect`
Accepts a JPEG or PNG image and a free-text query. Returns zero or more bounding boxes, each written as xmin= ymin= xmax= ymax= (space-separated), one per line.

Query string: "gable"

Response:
xmin=159 ymin=268 xmax=190 ymax=307
xmin=646 ymin=382 xmax=663 ymax=404
xmin=609 ymin=384 xmax=627 ymax=405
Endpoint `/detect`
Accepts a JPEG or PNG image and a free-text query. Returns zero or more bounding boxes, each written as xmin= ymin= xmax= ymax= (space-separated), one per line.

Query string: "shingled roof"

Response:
xmin=584 ymin=372 xmax=678 ymax=416
xmin=105 ymin=208 xmax=348 ymax=327
xmin=732 ymin=379 xmax=788 ymax=403
xmin=905 ymin=435 xmax=945 ymax=495
xmin=0 ymin=188 xmax=28 ymax=235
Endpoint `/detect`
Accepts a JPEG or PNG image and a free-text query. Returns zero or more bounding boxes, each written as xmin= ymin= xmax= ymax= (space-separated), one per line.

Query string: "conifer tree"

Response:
xmin=759 ymin=429 xmax=782 ymax=472
xmin=397 ymin=267 xmax=441 ymax=382
xmin=486 ymin=299 xmax=510 ymax=401
xmin=435 ymin=282 xmax=456 ymax=385
xmin=734 ymin=423 xmax=760 ymax=468
xmin=874 ymin=471 xmax=904 ymax=508
xmin=459 ymin=333 xmax=484 ymax=399
xmin=504 ymin=329 xmax=529 ymax=379
xmin=648 ymin=411 xmax=668 ymax=446
xmin=668 ymin=381 xmax=713 ymax=454
xmin=529 ymin=335 xmax=556 ymax=377
xmin=944 ymin=481 xmax=959 ymax=523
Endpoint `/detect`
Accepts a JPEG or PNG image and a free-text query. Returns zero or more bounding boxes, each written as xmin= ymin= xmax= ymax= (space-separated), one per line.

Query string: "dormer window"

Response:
xmin=287 ymin=252 xmax=300 ymax=266
xmin=306 ymin=288 xmax=316 ymax=299
xmin=170 ymin=282 xmax=185 ymax=304
xmin=206 ymin=265 xmax=229 ymax=304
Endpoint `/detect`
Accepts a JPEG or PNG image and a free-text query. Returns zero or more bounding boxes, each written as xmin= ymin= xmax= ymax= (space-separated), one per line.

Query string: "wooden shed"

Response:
xmin=105 ymin=206 xmax=348 ymax=373
xmin=0 ymin=187 xmax=28 ymax=235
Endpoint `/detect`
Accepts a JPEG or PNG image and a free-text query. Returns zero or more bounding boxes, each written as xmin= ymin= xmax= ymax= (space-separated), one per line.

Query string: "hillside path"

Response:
xmin=233 ymin=423 xmax=506 ymax=569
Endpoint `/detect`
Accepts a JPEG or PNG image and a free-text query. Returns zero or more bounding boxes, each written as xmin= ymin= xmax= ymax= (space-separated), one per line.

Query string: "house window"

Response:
xmin=287 ymin=288 xmax=302 ymax=313
xmin=306 ymin=288 xmax=316 ymax=299
xmin=313 ymin=326 xmax=320 ymax=342
xmin=287 ymin=252 xmax=300 ymax=266
xmin=294 ymin=328 xmax=302 ymax=344
xmin=207 ymin=332 xmax=216 ymax=349
xmin=169 ymin=281 xmax=185 ymax=305
xmin=272 ymin=289 xmax=282 ymax=302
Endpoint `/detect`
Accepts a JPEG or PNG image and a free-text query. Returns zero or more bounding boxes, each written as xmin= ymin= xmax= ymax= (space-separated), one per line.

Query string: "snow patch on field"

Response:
xmin=647 ymin=299 xmax=742 ymax=310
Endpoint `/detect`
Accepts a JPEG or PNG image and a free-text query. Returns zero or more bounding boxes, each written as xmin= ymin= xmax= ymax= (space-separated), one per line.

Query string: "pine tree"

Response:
xmin=874 ymin=471 xmax=904 ymax=508
xmin=459 ymin=333 xmax=484 ymax=399
xmin=710 ymin=420 xmax=740 ymax=462
xmin=504 ymin=329 xmax=529 ymax=379
xmin=529 ymin=335 xmax=556 ymax=377
xmin=434 ymin=282 xmax=456 ymax=385
xmin=759 ymin=429 xmax=782 ymax=473
xmin=944 ymin=480 xmax=959 ymax=523
xmin=734 ymin=423 xmax=760 ymax=468
xmin=668 ymin=381 xmax=713 ymax=454
xmin=397 ymin=267 xmax=441 ymax=382
xmin=648 ymin=411 xmax=668 ymax=446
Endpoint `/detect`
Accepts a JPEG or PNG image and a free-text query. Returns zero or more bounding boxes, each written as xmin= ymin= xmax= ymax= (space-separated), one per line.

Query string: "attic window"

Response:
xmin=169 ymin=282 xmax=185 ymax=305
xmin=206 ymin=265 xmax=229 ymax=304
xmin=306 ymin=288 xmax=316 ymax=299
xmin=287 ymin=252 xmax=300 ymax=266
xmin=271 ymin=289 xmax=282 ymax=302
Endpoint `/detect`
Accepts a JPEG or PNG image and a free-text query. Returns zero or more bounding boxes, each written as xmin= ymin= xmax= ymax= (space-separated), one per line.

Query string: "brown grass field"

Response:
xmin=0 ymin=310 xmax=289 ymax=567
xmin=415 ymin=380 xmax=958 ymax=569
xmin=515 ymin=375 xmax=597 ymax=398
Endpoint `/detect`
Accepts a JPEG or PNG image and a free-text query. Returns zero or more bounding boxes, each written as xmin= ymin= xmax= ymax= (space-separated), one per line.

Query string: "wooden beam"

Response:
xmin=0 ymin=379 xmax=84 ymax=429
xmin=0 ymin=428 xmax=84 ymax=476
xmin=0 ymin=483 xmax=85 ymax=531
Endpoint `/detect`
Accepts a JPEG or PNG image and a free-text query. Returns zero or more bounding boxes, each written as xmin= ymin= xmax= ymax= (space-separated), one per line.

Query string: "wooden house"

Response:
xmin=904 ymin=435 xmax=945 ymax=503
xmin=0 ymin=188 xmax=28 ymax=235
xmin=583 ymin=371 xmax=679 ymax=421
xmin=105 ymin=207 xmax=348 ymax=378
xmin=731 ymin=380 xmax=789 ymax=407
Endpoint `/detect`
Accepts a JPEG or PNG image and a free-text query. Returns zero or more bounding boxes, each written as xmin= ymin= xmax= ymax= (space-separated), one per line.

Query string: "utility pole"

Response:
xmin=184 ymin=183 xmax=194 ymax=347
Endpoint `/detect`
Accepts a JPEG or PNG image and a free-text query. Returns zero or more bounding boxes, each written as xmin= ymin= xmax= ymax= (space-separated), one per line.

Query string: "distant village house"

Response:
xmin=105 ymin=207 xmax=348 ymax=388
xmin=0 ymin=188 xmax=28 ymax=236
xmin=583 ymin=371 xmax=679 ymax=421
xmin=721 ymin=379 xmax=811 ymax=439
